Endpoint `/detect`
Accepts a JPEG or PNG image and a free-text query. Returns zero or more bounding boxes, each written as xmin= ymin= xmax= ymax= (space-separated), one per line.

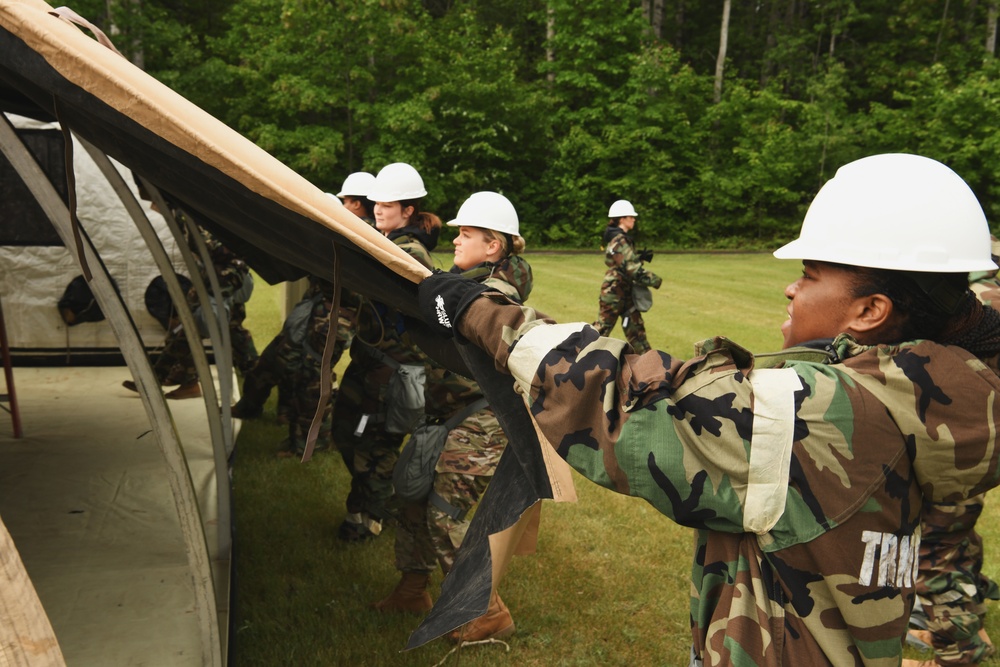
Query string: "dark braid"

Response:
xmin=844 ymin=265 xmax=971 ymax=343
xmin=946 ymin=301 xmax=1000 ymax=357
xmin=842 ymin=262 xmax=1000 ymax=356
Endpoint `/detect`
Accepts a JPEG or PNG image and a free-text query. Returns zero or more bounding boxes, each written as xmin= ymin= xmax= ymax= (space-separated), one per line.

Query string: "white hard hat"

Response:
xmin=367 ymin=163 xmax=427 ymax=202
xmin=774 ymin=153 xmax=996 ymax=273
xmin=447 ymin=191 xmax=519 ymax=236
xmin=336 ymin=171 xmax=376 ymax=198
xmin=608 ymin=199 xmax=638 ymax=218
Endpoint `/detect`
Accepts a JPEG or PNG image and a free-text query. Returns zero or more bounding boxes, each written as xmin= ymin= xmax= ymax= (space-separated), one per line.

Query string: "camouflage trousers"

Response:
xmin=593 ymin=278 xmax=651 ymax=354
xmin=153 ymin=327 xmax=197 ymax=385
xmin=229 ymin=302 xmax=259 ymax=373
xmin=331 ymin=358 xmax=404 ymax=522
xmin=237 ymin=331 xmax=297 ymax=420
xmin=284 ymin=351 xmax=336 ymax=455
xmin=915 ymin=494 xmax=999 ymax=665
xmin=153 ymin=304 xmax=257 ymax=385
xmin=393 ymin=414 xmax=507 ymax=574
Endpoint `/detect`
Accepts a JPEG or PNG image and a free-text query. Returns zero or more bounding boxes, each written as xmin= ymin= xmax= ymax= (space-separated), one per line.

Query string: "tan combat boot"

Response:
xmin=370 ymin=572 xmax=432 ymax=613
xmin=447 ymin=592 xmax=515 ymax=643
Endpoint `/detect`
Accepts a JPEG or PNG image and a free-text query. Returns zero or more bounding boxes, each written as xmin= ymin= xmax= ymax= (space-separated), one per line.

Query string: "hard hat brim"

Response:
xmin=773 ymin=237 xmax=999 ymax=273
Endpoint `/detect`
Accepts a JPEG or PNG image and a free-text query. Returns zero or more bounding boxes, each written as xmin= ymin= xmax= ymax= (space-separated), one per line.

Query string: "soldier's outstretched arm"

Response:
xmin=419 ymin=271 xmax=779 ymax=534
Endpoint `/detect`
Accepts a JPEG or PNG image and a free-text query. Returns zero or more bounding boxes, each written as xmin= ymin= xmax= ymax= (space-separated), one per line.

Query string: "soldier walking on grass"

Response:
xmin=594 ymin=199 xmax=662 ymax=353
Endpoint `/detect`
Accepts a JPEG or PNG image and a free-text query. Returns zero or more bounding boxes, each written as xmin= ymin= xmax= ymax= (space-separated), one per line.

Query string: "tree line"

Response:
xmin=79 ymin=0 xmax=1000 ymax=249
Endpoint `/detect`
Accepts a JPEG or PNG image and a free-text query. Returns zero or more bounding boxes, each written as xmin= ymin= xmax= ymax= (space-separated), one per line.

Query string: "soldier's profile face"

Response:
xmin=374 ymin=201 xmax=412 ymax=234
xmin=452 ymin=226 xmax=495 ymax=271
xmin=341 ymin=196 xmax=365 ymax=217
xmin=781 ymin=261 xmax=863 ymax=348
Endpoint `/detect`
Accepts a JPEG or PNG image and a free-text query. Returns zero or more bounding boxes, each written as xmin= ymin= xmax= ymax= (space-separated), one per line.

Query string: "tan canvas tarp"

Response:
xmin=0 ymin=0 xmax=567 ymax=656
xmin=0 ymin=0 xmax=429 ymax=287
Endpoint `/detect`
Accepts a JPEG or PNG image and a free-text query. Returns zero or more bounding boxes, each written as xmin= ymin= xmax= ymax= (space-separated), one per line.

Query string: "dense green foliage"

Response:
xmin=75 ymin=1 xmax=1000 ymax=248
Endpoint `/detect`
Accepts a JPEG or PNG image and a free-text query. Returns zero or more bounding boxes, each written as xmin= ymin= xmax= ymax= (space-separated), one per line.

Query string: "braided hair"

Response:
xmin=845 ymin=265 xmax=1000 ymax=357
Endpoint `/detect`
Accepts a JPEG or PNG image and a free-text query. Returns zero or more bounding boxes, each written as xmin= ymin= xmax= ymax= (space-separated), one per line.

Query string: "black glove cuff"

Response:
xmin=418 ymin=270 xmax=490 ymax=337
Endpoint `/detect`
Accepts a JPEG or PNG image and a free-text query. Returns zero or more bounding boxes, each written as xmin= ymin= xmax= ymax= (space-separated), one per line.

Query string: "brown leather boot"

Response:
xmin=370 ymin=572 xmax=432 ymax=613
xmin=165 ymin=382 xmax=201 ymax=400
xmin=447 ymin=592 xmax=515 ymax=643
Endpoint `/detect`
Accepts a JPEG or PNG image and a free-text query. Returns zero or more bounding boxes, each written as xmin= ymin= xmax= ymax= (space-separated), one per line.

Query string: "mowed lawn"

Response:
xmin=234 ymin=251 xmax=1000 ymax=666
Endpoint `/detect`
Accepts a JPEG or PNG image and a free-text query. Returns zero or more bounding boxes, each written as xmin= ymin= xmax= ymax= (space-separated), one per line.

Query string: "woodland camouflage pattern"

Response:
xmin=285 ymin=279 xmax=358 ymax=454
xmin=395 ymin=255 xmax=532 ymax=573
xmin=915 ymin=494 xmax=998 ymax=665
xmin=153 ymin=224 xmax=257 ymax=384
xmin=594 ymin=227 xmax=661 ymax=354
xmin=456 ymin=292 xmax=1000 ymax=667
xmin=236 ymin=277 xmax=357 ymax=452
xmin=332 ymin=227 xmax=435 ymax=523
xmin=913 ymin=275 xmax=1000 ymax=665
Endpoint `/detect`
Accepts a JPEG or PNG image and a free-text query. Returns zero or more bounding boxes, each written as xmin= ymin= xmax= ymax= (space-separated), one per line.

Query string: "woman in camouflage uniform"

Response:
xmin=331 ymin=163 xmax=440 ymax=542
xmin=372 ymin=192 xmax=532 ymax=644
xmin=419 ymin=154 xmax=1000 ymax=666
xmin=594 ymin=199 xmax=661 ymax=353
xmin=906 ymin=236 xmax=1000 ymax=667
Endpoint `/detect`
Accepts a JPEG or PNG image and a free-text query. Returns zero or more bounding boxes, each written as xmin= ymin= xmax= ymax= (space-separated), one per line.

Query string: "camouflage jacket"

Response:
xmin=301 ymin=277 xmax=360 ymax=364
xmin=177 ymin=216 xmax=251 ymax=306
xmin=601 ymin=226 xmax=660 ymax=289
xmin=457 ymin=295 xmax=1000 ymax=666
xmin=349 ymin=228 xmax=435 ymax=376
xmin=423 ymin=255 xmax=532 ymax=420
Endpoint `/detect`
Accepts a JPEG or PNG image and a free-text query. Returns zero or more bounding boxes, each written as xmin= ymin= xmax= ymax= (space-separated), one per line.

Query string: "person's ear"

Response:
xmin=848 ymin=293 xmax=895 ymax=338
xmin=401 ymin=205 xmax=415 ymax=223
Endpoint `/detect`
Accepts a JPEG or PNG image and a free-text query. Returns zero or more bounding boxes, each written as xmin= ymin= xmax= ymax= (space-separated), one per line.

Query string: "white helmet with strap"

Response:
xmin=447 ymin=191 xmax=519 ymax=236
xmin=774 ymin=153 xmax=995 ymax=273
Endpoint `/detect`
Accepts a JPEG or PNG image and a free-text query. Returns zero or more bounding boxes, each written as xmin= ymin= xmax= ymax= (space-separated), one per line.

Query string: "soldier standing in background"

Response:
xmin=418 ymin=154 xmax=1000 ymax=666
xmin=234 ymin=275 xmax=358 ymax=456
xmin=337 ymin=171 xmax=377 ymax=224
xmin=331 ymin=163 xmax=440 ymax=542
xmin=593 ymin=199 xmax=661 ymax=353
xmin=124 ymin=207 xmax=256 ymax=399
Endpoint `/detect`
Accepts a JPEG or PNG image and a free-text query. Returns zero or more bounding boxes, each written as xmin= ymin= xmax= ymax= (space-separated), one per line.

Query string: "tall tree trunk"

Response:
xmin=761 ymin=0 xmax=782 ymax=88
xmin=933 ymin=0 xmax=951 ymax=64
xmin=641 ymin=0 xmax=664 ymax=39
xmin=546 ymin=3 xmax=555 ymax=84
xmin=652 ymin=0 xmax=664 ymax=39
xmin=988 ymin=1 xmax=999 ymax=54
xmin=674 ymin=0 xmax=685 ymax=51
xmin=105 ymin=0 xmax=144 ymax=69
xmin=829 ymin=8 xmax=840 ymax=57
xmin=714 ymin=0 xmax=731 ymax=103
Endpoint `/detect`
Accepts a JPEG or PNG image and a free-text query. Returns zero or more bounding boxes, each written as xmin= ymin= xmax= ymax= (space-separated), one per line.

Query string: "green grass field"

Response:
xmin=234 ymin=251 xmax=1000 ymax=666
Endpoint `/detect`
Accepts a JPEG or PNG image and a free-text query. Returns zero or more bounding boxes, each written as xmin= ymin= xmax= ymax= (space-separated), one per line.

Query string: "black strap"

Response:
xmin=442 ymin=397 xmax=489 ymax=431
xmin=359 ymin=342 xmax=401 ymax=370
xmin=422 ymin=397 xmax=490 ymax=520
xmin=429 ymin=489 xmax=467 ymax=521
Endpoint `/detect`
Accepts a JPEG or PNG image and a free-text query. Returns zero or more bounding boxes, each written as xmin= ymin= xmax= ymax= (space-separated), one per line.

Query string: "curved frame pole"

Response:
xmin=176 ymin=206 xmax=236 ymax=446
xmin=0 ymin=115 xmax=222 ymax=667
xmin=77 ymin=140 xmax=232 ymax=566
xmin=143 ymin=184 xmax=235 ymax=456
